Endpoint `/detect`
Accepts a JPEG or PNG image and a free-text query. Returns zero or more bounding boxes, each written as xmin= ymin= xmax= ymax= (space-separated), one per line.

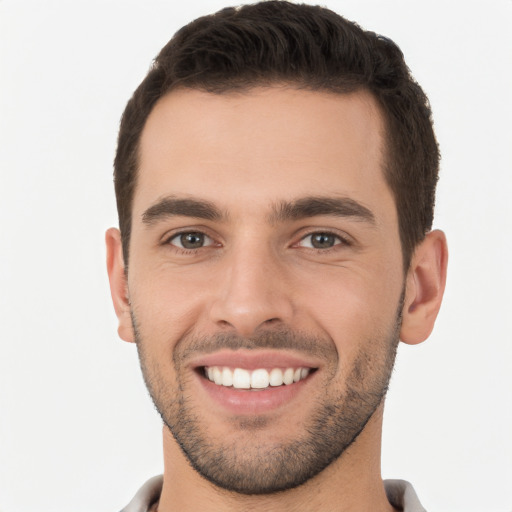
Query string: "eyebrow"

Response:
xmin=269 ymin=196 xmax=376 ymax=224
xmin=142 ymin=196 xmax=225 ymax=225
xmin=141 ymin=195 xmax=375 ymax=226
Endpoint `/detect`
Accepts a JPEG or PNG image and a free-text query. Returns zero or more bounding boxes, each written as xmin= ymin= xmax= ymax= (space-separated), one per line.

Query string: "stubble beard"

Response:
xmin=133 ymin=300 xmax=402 ymax=495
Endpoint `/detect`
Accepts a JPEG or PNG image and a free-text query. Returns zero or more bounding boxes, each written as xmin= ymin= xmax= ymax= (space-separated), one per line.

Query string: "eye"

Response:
xmin=298 ymin=232 xmax=346 ymax=249
xmin=168 ymin=231 xmax=214 ymax=250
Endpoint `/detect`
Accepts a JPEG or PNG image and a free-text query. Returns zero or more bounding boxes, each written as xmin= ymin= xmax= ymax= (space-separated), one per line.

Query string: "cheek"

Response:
xmin=293 ymin=264 xmax=403 ymax=358
xmin=129 ymin=260 xmax=212 ymax=338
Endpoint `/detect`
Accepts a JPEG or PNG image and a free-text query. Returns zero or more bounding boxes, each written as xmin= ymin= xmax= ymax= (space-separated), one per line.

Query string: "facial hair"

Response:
xmin=133 ymin=295 xmax=403 ymax=495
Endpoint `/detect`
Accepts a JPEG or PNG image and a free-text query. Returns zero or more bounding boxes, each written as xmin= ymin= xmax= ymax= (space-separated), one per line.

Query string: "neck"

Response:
xmin=157 ymin=405 xmax=397 ymax=512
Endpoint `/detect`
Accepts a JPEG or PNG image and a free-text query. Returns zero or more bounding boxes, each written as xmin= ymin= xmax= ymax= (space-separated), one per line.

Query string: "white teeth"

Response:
xmin=213 ymin=367 xmax=223 ymax=385
xmin=222 ymin=367 xmax=233 ymax=387
xmin=283 ymin=368 xmax=294 ymax=385
xmin=232 ymin=368 xmax=251 ymax=389
xmin=251 ymin=369 xmax=270 ymax=389
xmin=269 ymin=368 xmax=284 ymax=387
xmin=205 ymin=366 xmax=313 ymax=389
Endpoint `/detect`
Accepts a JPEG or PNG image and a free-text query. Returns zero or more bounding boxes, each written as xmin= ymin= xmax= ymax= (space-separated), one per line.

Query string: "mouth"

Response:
xmin=190 ymin=351 xmax=320 ymax=415
xmin=202 ymin=365 xmax=315 ymax=390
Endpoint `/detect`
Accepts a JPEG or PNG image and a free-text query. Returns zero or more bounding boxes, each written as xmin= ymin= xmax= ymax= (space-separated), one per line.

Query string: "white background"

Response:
xmin=1 ymin=1 xmax=511 ymax=510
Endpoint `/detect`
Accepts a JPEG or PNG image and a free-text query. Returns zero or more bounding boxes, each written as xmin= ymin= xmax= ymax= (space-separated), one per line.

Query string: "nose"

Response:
xmin=209 ymin=243 xmax=294 ymax=337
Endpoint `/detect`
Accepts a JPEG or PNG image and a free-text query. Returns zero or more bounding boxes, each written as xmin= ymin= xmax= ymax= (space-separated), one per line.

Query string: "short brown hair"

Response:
xmin=114 ymin=0 xmax=439 ymax=269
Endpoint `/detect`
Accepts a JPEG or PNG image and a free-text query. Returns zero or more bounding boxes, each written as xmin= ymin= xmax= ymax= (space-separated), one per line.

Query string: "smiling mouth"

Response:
xmin=202 ymin=366 xmax=316 ymax=390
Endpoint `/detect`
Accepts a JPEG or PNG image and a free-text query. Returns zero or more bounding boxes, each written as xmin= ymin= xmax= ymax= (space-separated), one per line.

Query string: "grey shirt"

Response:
xmin=120 ymin=475 xmax=427 ymax=511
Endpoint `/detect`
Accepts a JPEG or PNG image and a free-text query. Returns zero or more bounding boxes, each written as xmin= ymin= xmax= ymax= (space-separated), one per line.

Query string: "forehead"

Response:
xmin=135 ymin=86 xmax=392 ymax=221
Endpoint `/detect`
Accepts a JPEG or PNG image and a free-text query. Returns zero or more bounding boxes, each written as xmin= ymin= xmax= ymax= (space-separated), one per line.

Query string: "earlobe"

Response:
xmin=400 ymin=230 xmax=448 ymax=345
xmin=105 ymin=228 xmax=135 ymax=343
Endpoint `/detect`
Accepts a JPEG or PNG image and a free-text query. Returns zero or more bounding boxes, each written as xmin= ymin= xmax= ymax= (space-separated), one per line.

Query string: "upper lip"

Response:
xmin=189 ymin=349 xmax=322 ymax=371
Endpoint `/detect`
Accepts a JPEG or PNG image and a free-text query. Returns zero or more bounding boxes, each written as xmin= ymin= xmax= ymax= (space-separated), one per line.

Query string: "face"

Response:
xmin=123 ymin=87 xmax=406 ymax=493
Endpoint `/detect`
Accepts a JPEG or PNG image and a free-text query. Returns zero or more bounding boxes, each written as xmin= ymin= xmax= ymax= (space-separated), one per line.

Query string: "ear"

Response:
xmin=105 ymin=228 xmax=135 ymax=343
xmin=400 ymin=229 xmax=448 ymax=345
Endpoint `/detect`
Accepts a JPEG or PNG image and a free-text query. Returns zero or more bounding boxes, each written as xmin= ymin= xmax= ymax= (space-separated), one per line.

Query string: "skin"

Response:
xmin=107 ymin=86 xmax=447 ymax=511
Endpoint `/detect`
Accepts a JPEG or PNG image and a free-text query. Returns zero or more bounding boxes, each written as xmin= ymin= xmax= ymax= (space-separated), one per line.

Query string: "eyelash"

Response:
xmin=163 ymin=229 xmax=351 ymax=254
xmin=163 ymin=231 xmax=216 ymax=254
xmin=295 ymin=231 xmax=352 ymax=251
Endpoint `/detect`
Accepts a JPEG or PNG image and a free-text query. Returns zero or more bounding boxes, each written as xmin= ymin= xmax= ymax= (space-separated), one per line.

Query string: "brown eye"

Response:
xmin=170 ymin=232 xmax=213 ymax=249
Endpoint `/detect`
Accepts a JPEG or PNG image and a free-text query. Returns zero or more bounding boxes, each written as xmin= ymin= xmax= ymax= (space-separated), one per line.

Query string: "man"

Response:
xmin=106 ymin=1 xmax=448 ymax=510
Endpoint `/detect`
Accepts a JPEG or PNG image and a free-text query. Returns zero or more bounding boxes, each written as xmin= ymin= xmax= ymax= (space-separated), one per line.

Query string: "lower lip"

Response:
xmin=197 ymin=371 xmax=314 ymax=415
